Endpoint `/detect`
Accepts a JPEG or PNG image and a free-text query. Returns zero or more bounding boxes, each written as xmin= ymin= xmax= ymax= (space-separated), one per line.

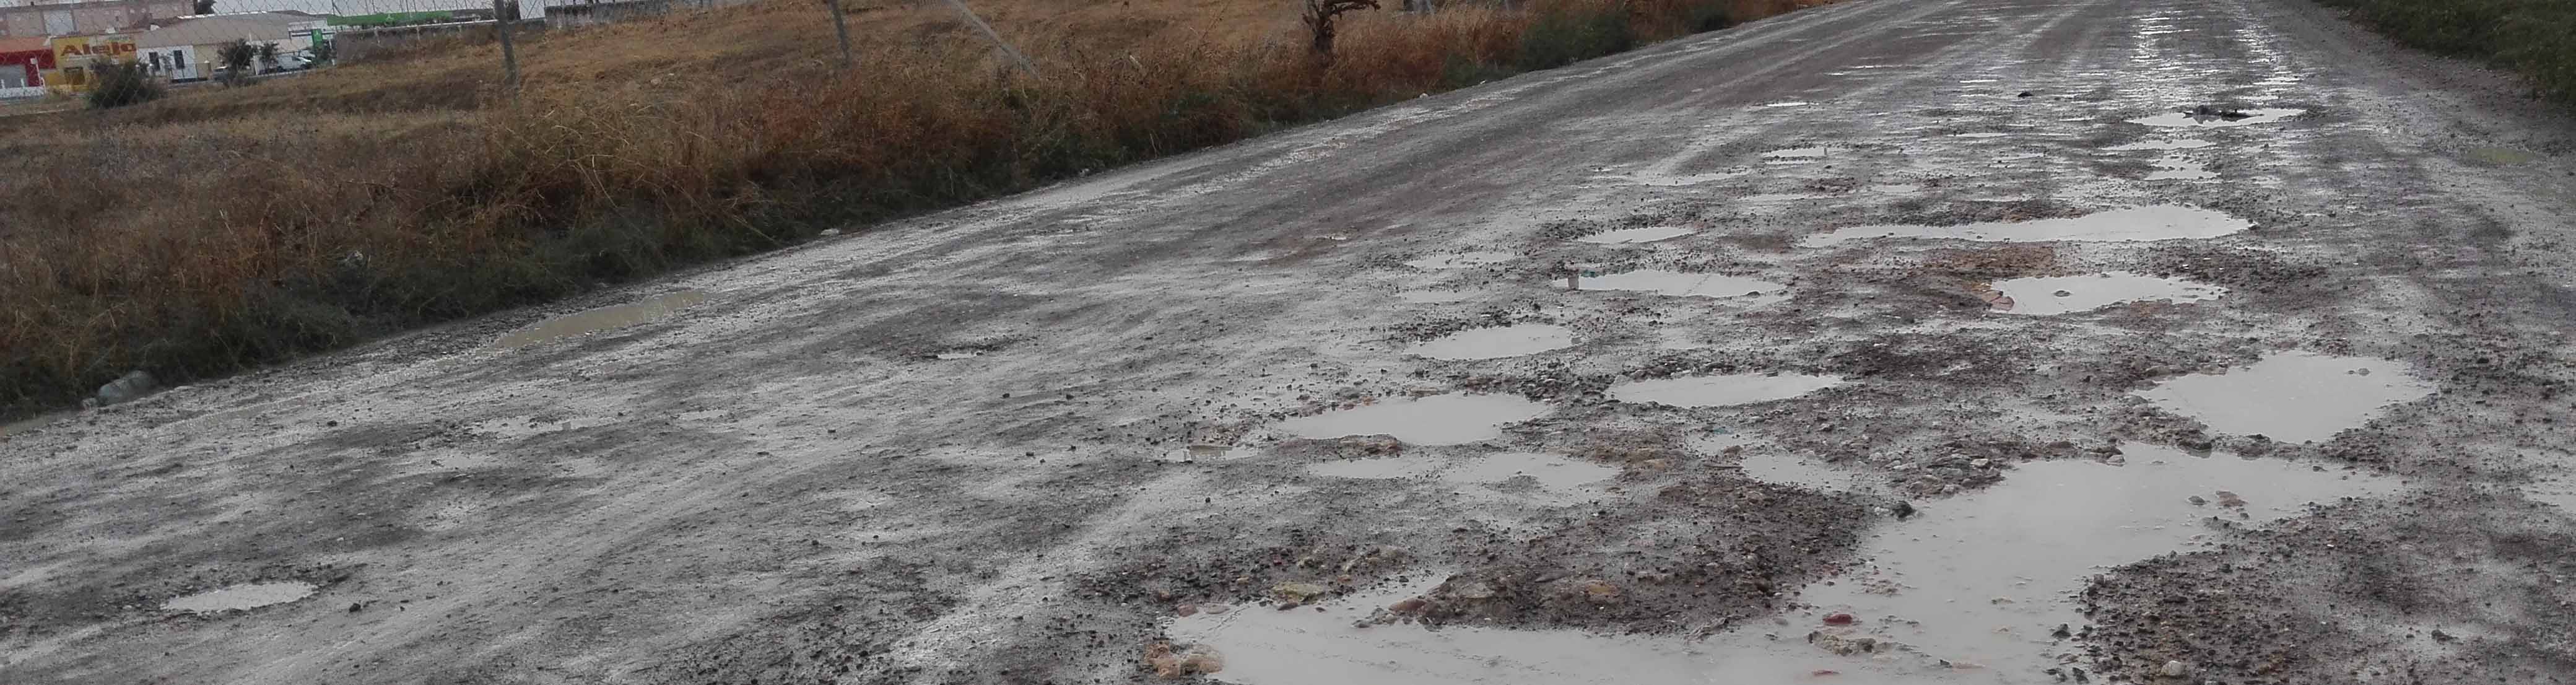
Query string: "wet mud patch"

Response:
xmin=2082 ymin=491 xmax=2576 ymax=684
xmin=1986 ymin=273 xmax=2226 ymax=315
xmin=1919 ymin=243 xmax=2063 ymax=280
xmin=493 ymin=290 xmax=711 ymax=349
xmin=642 ymin=557 xmax=964 ymax=684
xmin=2138 ymin=242 xmax=2330 ymax=294
xmin=1274 ymin=393 xmax=1555 ymax=446
xmin=1406 ymin=323 xmax=1577 ymax=360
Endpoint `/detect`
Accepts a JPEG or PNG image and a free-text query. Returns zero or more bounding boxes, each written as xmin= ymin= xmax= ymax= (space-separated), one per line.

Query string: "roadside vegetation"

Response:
xmin=0 ymin=0 xmax=1822 ymax=416
xmin=2314 ymin=0 xmax=2576 ymax=103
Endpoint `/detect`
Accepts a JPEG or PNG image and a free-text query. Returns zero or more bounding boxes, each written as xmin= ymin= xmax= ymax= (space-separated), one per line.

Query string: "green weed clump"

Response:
xmin=2316 ymin=0 xmax=2576 ymax=103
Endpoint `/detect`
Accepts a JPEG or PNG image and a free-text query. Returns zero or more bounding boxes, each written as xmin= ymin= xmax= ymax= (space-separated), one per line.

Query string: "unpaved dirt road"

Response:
xmin=9 ymin=0 xmax=2576 ymax=683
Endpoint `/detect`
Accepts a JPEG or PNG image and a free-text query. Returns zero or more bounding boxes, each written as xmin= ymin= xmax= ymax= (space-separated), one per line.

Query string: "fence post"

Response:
xmin=492 ymin=0 xmax=520 ymax=90
xmin=826 ymin=0 xmax=851 ymax=69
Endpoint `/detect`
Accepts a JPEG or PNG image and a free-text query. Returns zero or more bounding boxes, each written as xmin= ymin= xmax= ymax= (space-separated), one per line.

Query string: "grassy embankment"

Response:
xmin=0 ymin=0 xmax=1821 ymax=416
xmin=2313 ymin=0 xmax=2575 ymax=103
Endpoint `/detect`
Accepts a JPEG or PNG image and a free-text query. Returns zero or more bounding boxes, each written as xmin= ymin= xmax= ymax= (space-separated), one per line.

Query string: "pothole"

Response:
xmin=1175 ymin=445 xmax=2398 ymax=684
xmin=1407 ymin=324 xmax=1576 ymax=360
xmin=1407 ymin=251 xmax=1518 ymax=269
xmin=1800 ymin=206 xmax=2250 ymax=247
xmin=1985 ymin=273 xmax=2224 ymax=315
xmin=1305 ymin=452 xmax=1616 ymax=496
xmin=1561 ymin=271 xmax=1788 ymax=300
xmin=2104 ymin=138 xmax=2213 ymax=151
xmin=1275 ymin=394 xmax=1554 ymax=445
xmin=1575 ymin=226 xmax=1698 ymax=245
xmin=2127 ymin=107 xmax=2304 ymax=128
xmin=2133 ymin=352 xmax=2433 ymax=443
xmin=162 ymin=581 xmax=318 ymax=614
xmin=495 ymin=290 xmax=710 ymax=349
xmin=1608 ymin=373 xmax=1843 ymax=408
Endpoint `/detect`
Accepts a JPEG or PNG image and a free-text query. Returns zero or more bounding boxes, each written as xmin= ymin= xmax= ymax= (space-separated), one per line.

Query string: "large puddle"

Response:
xmin=1407 ymin=324 xmax=1575 ymax=360
xmin=2127 ymin=108 xmax=2304 ymax=128
xmin=1276 ymin=394 xmax=1554 ymax=445
xmin=1561 ymin=271 xmax=1788 ymax=300
xmin=1987 ymin=273 xmax=2224 ymax=315
xmin=495 ymin=290 xmax=710 ymax=349
xmin=1800 ymin=206 xmax=2250 ymax=247
xmin=1176 ymin=445 xmax=2397 ymax=684
xmin=162 ymin=581 xmax=318 ymax=613
xmin=1406 ymin=251 xmax=1518 ymax=269
xmin=1575 ymin=226 xmax=1697 ymax=245
xmin=1608 ymin=373 xmax=1843 ymax=408
xmin=2134 ymin=352 xmax=2433 ymax=443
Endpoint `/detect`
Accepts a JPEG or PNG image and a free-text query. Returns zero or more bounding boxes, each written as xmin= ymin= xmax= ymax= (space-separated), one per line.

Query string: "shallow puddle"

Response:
xmin=934 ymin=350 xmax=985 ymax=360
xmin=495 ymin=290 xmax=710 ymax=349
xmin=2128 ymin=108 xmax=2304 ymax=128
xmin=1176 ymin=445 xmax=2397 ymax=685
xmin=1406 ymin=251 xmax=1518 ymax=269
xmin=2134 ymin=352 xmax=2432 ymax=443
xmin=2104 ymin=138 xmax=2213 ymax=151
xmin=1954 ymin=132 xmax=2011 ymax=139
xmin=162 ymin=581 xmax=318 ymax=613
xmin=1575 ymin=226 xmax=1697 ymax=245
xmin=1608 ymin=373 xmax=1843 ymax=408
xmin=1761 ymin=101 xmax=1812 ymax=108
xmin=1561 ymin=271 xmax=1787 ymax=300
xmin=1799 ymin=205 xmax=2250 ymax=247
xmin=1440 ymin=452 xmax=1616 ymax=492
xmin=1987 ymin=273 xmax=2224 ymax=315
xmin=1407 ymin=324 xmax=1575 ymax=360
xmin=1399 ymin=290 xmax=1479 ymax=304
xmin=1276 ymin=394 xmax=1553 ymax=445
xmin=1762 ymin=146 xmax=1830 ymax=160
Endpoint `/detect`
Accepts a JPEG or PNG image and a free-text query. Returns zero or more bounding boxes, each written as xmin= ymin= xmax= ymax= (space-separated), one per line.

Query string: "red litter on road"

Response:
xmin=1822 ymin=613 xmax=1855 ymax=626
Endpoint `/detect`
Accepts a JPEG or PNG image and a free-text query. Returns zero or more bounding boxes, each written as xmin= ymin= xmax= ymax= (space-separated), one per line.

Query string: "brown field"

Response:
xmin=0 ymin=0 xmax=1820 ymax=415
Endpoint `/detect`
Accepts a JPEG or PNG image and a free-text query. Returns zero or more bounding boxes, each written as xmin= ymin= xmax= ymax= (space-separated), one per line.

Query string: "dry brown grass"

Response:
xmin=0 ymin=0 xmax=1823 ymax=414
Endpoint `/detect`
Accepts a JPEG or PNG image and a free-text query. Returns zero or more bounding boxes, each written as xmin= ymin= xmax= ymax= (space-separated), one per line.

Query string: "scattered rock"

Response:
xmin=2214 ymin=491 xmax=2247 ymax=508
xmin=2160 ymin=660 xmax=2190 ymax=678
xmin=2017 ymin=91 xmax=2035 ymax=97
xmin=1142 ymin=641 xmax=1225 ymax=678
xmin=96 ymin=370 xmax=158 ymax=406
xmin=1271 ymin=582 xmax=1331 ymax=603
xmin=1808 ymin=630 xmax=1878 ymax=655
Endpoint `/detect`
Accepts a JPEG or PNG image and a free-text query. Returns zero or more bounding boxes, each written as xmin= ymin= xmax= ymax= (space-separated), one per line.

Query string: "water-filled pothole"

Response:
xmin=1407 ymin=251 xmax=1518 ymax=269
xmin=1800 ymin=205 xmax=2250 ymax=247
xmin=1305 ymin=452 xmax=1615 ymax=498
xmin=1276 ymin=394 xmax=1553 ymax=445
xmin=1561 ymin=271 xmax=1788 ymax=300
xmin=2134 ymin=352 xmax=2432 ymax=443
xmin=2104 ymin=138 xmax=2213 ymax=151
xmin=1576 ymin=226 xmax=1697 ymax=245
xmin=162 ymin=581 xmax=318 ymax=613
xmin=1175 ymin=445 xmax=2398 ymax=685
xmin=1986 ymin=273 xmax=2224 ymax=315
xmin=2128 ymin=108 xmax=2304 ymax=128
xmin=1608 ymin=373 xmax=1843 ymax=408
xmin=495 ymin=290 xmax=710 ymax=349
xmin=1407 ymin=324 xmax=1575 ymax=360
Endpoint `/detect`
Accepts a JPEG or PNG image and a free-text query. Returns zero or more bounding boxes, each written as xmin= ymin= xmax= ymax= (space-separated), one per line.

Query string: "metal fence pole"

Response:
xmin=938 ymin=0 xmax=1033 ymax=75
xmin=493 ymin=0 xmax=520 ymax=90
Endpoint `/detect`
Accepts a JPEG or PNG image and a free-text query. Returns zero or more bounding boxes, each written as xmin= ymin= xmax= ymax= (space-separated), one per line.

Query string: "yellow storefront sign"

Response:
xmin=43 ymin=35 xmax=138 ymax=94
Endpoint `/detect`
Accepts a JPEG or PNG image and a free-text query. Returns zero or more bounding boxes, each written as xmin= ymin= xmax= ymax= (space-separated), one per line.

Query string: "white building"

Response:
xmin=134 ymin=11 xmax=321 ymax=81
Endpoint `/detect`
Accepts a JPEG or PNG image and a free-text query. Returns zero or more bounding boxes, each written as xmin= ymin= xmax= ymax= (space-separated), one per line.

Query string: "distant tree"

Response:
xmin=192 ymin=0 xmax=213 ymax=14
xmin=215 ymin=39 xmax=256 ymax=85
xmin=1300 ymin=0 xmax=1380 ymax=63
xmin=308 ymin=38 xmax=334 ymax=66
xmin=256 ymin=41 xmax=278 ymax=71
xmin=85 ymin=60 xmax=163 ymax=108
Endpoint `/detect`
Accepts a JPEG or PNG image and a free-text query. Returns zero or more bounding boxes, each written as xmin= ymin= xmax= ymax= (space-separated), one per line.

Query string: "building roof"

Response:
xmin=0 ymin=36 xmax=46 ymax=54
xmin=136 ymin=13 xmax=303 ymax=48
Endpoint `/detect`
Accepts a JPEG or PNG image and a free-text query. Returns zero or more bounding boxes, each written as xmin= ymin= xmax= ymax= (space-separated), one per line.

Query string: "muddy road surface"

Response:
xmin=9 ymin=0 xmax=2576 ymax=682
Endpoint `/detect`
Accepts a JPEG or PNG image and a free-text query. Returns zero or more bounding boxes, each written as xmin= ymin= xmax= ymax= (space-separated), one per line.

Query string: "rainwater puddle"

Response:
xmin=2134 ymin=352 xmax=2432 ymax=443
xmin=1173 ymin=447 xmax=2396 ymax=685
xmin=1762 ymin=146 xmax=1831 ymax=160
xmin=1561 ymin=271 xmax=1788 ymax=300
xmin=2104 ymin=138 xmax=2213 ymax=151
xmin=1575 ymin=226 xmax=1697 ymax=245
xmin=495 ymin=290 xmax=710 ymax=349
xmin=1761 ymin=101 xmax=1812 ymax=108
xmin=1799 ymin=205 xmax=2250 ymax=247
xmin=1399 ymin=290 xmax=1479 ymax=304
xmin=934 ymin=350 xmax=985 ymax=360
xmin=1440 ymin=452 xmax=1616 ymax=492
xmin=1276 ymin=394 xmax=1552 ymax=445
xmin=1406 ymin=251 xmax=1517 ymax=269
xmin=1407 ymin=324 xmax=1575 ymax=360
xmin=1954 ymin=132 xmax=2011 ymax=139
xmin=162 ymin=582 xmax=318 ymax=613
xmin=1608 ymin=373 xmax=1843 ymax=408
xmin=1792 ymin=447 xmax=2401 ymax=678
xmin=1987 ymin=273 xmax=2224 ymax=315
xmin=2128 ymin=108 xmax=2304 ymax=128
xmin=2143 ymin=156 xmax=2216 ymax=180
xmin=2467 ymin=147 xmax=2539 ymax=166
